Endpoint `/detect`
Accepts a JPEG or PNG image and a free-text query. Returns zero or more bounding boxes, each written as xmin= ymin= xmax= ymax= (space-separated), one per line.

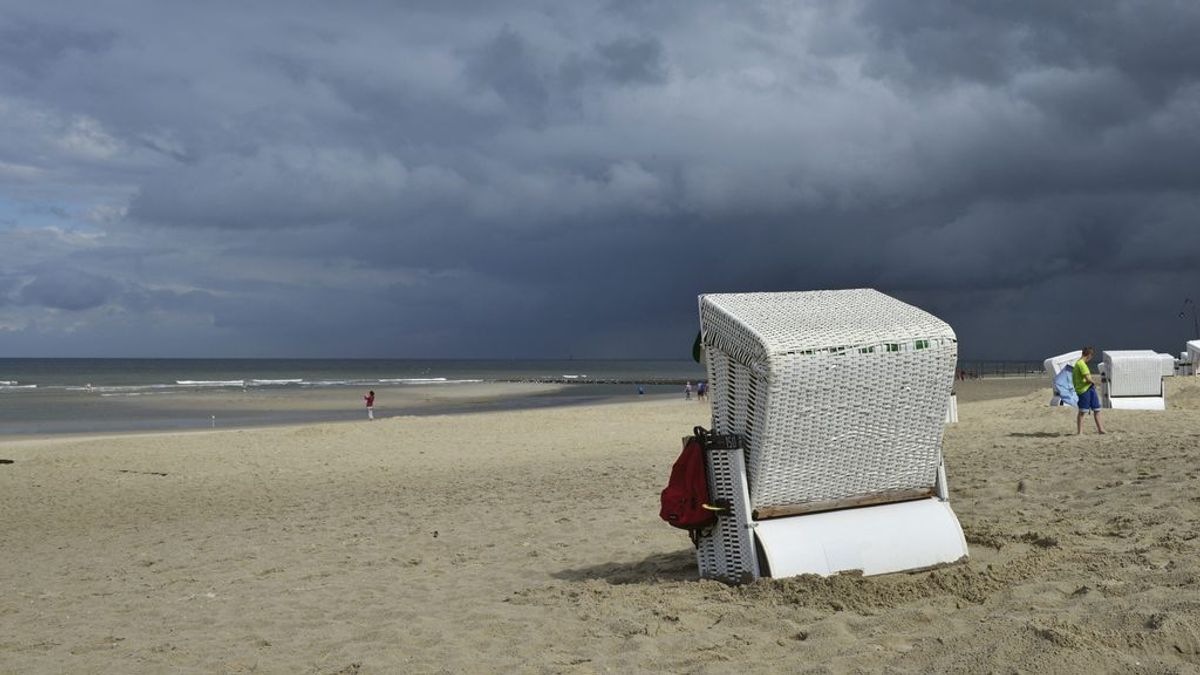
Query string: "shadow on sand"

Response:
xmin=552 ymin=548 xmax=697 ymax=585
xmin=1008 ymin=431 xmax=1068 ymax=438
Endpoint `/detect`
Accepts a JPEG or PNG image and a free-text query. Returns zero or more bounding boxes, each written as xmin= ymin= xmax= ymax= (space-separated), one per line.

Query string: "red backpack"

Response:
xmin=660 ymin=426 xmax=726 ymax=545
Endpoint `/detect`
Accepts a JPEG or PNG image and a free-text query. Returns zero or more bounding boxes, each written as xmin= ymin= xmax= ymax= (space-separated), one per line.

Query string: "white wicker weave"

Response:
xmin=1104 ymin=350 xmax=1169 ymax=397
xmin=1158 ymin=354 xmax=1177 ymax=378
xmin=699 ymin=289 xmax=957 ymax=511
xmin=695 ymin=447 xmax=758 ymax=583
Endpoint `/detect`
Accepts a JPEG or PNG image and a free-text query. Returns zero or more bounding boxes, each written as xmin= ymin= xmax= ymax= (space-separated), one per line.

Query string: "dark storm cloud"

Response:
xmin=465 ymin=28 xmax=551 ymax=124
xmin=0 ymin=14 xmax=114 ymax=85
xmin=860 ymin=1 xmax=1200 ymax=96
xmin=593 ymin=37 xmax=666 ymax=84
xmin=2 ymin=1 xmax=1200 ymax=358
xmin=17 ymin=268 xmax=119 ymax=311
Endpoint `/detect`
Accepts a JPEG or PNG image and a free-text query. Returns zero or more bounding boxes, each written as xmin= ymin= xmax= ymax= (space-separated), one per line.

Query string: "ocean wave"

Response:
xmin=67 ymin=384 xmax=179 ymax=393
xmin=378 ymin=378 xmax=485 ymax=385
xmin=560 ymin=374 xmax=588 ymax=379
xmin=3 ymin=377 xmax=490 ymax=394
xmin=306 ymin=379 xmax=364 ymax=387
xmin=377 ymin=377 xmax=447 ymax=384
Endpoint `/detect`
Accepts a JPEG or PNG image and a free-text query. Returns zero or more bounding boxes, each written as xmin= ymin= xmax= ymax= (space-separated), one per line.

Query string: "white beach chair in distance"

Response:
xmin=1100 ymin=350 xmax=1174 ymax=410
xmin=1187 ymin=340 xmax=1200 ymax=376
xmin=694 ymin=289 xmax=968 ymax=581
xmin=1044 ymin=351 xmax=1083 ymax=379
xmin=1044 ymin=351 xmax=1082 ymax=407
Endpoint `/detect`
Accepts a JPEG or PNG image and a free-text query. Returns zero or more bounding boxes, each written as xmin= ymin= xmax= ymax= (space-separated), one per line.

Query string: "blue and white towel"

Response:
xmin=1052 ymin=365 xmax=1078 ymax=408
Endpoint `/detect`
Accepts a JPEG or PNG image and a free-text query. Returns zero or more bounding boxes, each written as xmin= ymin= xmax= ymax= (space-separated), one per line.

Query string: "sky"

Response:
xmin=1 ymin=1 xmax=1199 ymax=360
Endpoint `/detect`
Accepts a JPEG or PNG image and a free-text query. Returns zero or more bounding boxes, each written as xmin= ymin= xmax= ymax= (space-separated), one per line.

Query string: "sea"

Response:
xmin=0 ymin=357 xmax=1046 ymax=437
xmin=0 ymin=358 xmax=708 ymax=436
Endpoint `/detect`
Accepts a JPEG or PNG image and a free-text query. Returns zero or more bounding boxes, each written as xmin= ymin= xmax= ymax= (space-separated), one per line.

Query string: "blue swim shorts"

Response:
xmin=1077 ymin=387 xmax=1101 ymax=411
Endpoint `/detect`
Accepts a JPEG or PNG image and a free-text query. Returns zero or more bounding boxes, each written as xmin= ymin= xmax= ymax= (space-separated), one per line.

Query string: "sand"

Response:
xmin=3 ymin=377 xmax=1200 ymax=673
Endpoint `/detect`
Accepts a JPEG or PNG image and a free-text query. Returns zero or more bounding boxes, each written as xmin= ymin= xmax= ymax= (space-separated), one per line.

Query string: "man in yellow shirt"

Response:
xmin=1073 ymin=346 xmax=1105 ymax=434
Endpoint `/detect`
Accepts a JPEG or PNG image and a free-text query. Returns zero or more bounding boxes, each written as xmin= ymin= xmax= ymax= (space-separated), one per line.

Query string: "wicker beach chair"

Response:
xmin=1044 ymin=351 xmax=1083 ymax=379
xmin=1187 ymin=340 xmax=1200 ymax=376
xmin=1099 ymin=350 xmax=1174 ymax=410
xmin=1044 ymin=351 xmax=1083 ymax=407
xmin=694 ymin=289 xmax=968 ymax=581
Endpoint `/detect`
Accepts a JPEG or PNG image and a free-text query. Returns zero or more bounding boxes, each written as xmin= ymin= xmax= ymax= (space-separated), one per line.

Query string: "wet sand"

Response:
xmin=0 ymin=382 xmax=678 ymax=438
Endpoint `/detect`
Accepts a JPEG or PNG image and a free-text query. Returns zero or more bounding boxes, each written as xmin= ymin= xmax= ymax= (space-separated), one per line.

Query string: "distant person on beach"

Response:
xmin=364 ymin=390 xmax=375 ymax=420
xmin=684 ymin=382 xmax=692 ymax=400
xmin=696 ymin=381 xmax=707 ymax=401
xmin=637 ymin=384 xmax=645 ymax=396
xmin=1073 ymin=347 xmax=1105 ymax=434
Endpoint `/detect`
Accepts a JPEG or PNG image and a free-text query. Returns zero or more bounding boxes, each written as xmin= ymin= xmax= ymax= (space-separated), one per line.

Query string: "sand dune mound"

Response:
xmin=1168 ymin=377 xmax=1200 ymax=410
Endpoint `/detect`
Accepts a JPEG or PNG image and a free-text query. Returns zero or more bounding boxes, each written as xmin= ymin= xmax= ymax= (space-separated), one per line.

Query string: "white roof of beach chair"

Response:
xmin=699 ymin=289 xmax=956 ymax=511
xmin=700 ymin=289 xmax=955 ymax=365
xmin=1044 ymin=351 xmax=1082 ymax=376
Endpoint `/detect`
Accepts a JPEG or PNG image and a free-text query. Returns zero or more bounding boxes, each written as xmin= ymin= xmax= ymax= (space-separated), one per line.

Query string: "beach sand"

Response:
xmin=3 ymin=377 xmax=1200 ymax=673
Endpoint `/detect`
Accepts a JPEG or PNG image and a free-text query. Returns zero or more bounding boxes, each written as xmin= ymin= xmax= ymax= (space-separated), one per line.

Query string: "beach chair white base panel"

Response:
xmin=1101 ymin=378 xmax=1166 ymax=410
xmin=754 ymin=498 xmax=968 ymax=578
xmin=1106 ymin=396 xmax=1166 ymax=410
xmin=945 ymin=394 xmax=958 ymax=424
xmin=697 ymin=448 xmax=968 ymax=581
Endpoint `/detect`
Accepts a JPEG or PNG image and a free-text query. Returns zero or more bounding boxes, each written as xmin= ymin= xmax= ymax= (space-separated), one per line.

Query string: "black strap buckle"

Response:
xmin=694 ymin=426 xmax=741 ymax=451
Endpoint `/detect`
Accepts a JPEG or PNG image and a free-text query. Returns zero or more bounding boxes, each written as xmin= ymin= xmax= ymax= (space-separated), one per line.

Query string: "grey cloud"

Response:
xmin=595 ymin=37 xmax=665 ymax=83
xmin=0 ymin=274 xmax=20 ymax=306
xmin=17 ymin=268 xmax=120 ymax=311
xmin=858 ymin=1 xmax=1200 ymax=99
xmin=583 ymin=37 xmax=667 ymax=85
xmin=1011 ymin=67 xmax=1149 ymax=130
xmin=0 ymin=13 xmax=115 ymax=85
xmin=127 ymin=146 xmax=418 ymax=229
xmin=118 ymin=286 xmax=218 ymax=315
xmin=465 ymin=28 xmax=551 ymax=125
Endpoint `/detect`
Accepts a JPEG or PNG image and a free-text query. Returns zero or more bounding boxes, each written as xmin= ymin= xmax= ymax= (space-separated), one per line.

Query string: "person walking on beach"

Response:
xmin=1073 ymin=347 xmax=1105 ymax=434
xmin=684 ymin=381 xmax=692 ymax=400
xmin=696 ymin=381 xmax=707 ymax=401
xmin=364 ymin=390 xmax=375 ymax=421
